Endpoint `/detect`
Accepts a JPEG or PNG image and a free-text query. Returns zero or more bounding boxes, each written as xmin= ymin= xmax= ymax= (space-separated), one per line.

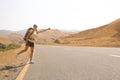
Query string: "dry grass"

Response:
xmin=55 ymin=19 xmax=120 ymax=47
xmin=0 ymin=33 xmax=23 ymax=47
xmin=0 ymin=44 xmax=30 ymax=80
xmin=36 ymin=29 xmax=71 ymax=43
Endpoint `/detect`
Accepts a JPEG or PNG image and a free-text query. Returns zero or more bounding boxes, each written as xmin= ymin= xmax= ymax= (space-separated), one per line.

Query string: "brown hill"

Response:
xmin=0 ymin=33 xmax=23 ymax=46
xmin=0 ymin=35 xmax=12 ymax=46
xmin=7 ymin=33 xmax=23 ymax=43
xmin=56 ymin=19 xmax=120 ymax=47
xmin=0 ymin=29 xmax=73 ymax=46
xmin=36 ymin=29 xmax=72 ymax=44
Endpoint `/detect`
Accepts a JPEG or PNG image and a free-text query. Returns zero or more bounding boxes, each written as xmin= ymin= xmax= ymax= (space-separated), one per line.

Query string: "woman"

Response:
xmin=16 ymin=24 xmax=50 ymax=64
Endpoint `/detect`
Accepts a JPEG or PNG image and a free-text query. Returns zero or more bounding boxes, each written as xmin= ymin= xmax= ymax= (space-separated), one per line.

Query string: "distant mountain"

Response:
xmin=0 ymin=30 xmax=13 ymax=34
xmin=17 ymin=29 xmax=74 ymax=44
xmin=0 ymin=29 xmax=74 ymax=46
xmin=0 ymin=29 xmax=26 ymax=35
xmin=59 ymin=29 xmax=79 ymax=33
xmin=56 ymin=18 xmax=120 ymax=47
xmin=17 ymin=29 xmax=26 ymax=35
xmin=36 ymin=29 xmax=72 ymax=43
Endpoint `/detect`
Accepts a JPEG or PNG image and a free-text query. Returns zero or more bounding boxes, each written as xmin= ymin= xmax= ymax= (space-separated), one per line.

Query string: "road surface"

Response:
xmin=23 ymin=45 xmax=120 ymax=80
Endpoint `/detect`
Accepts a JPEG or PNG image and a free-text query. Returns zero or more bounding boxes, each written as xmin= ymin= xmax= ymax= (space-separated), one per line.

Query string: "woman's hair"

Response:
xmin=33 ymin=24 xmax=38 ymax=27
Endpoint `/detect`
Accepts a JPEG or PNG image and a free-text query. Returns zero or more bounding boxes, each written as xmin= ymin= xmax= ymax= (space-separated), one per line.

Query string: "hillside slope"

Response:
xmin=36 ymin=29 xmax=71 ymax=43
xmin=0 ymin=33 xmax=23 ymax=46
xmin=56 ymin=19 xmax=120 ymax=47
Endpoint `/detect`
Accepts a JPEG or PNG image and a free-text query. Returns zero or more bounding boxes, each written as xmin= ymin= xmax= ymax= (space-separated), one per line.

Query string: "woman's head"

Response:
xmin=33 ymin=24 xmax=38 ymax=30
xmin=33 ymin=24 xmax=37 ymax=27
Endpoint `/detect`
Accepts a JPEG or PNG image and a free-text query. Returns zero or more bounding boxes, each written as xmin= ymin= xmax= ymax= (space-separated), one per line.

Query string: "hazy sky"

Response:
xmin=0 ymin=0 xmax=120 ymax=31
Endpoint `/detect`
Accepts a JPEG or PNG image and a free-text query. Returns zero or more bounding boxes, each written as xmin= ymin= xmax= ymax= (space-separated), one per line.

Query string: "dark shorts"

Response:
xmin=26 ymin=41 xmax=34 ymax=47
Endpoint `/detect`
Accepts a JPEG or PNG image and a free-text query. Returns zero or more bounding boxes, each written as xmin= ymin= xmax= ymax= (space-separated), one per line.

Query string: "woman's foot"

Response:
xmin=29 ymin=61 xmax=34 ymax=64
xmin=16 ymin=53 xmax=18 ymax=59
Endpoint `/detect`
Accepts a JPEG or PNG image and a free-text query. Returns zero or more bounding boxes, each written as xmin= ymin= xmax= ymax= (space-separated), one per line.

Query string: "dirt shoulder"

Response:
xmin=0 ymin=44 xmax=30 ymax=80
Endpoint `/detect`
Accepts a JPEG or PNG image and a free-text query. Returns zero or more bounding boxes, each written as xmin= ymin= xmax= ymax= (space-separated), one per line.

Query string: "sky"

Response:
xmin=0 ymin=0 xmax=120 ymax=31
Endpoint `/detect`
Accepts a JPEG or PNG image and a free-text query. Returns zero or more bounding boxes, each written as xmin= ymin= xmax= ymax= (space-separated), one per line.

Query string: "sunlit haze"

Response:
xmin=0 ymin=0 xmax=120 ymax=31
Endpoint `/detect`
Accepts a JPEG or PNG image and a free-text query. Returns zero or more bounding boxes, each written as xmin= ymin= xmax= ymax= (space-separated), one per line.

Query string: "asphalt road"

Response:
xmin=23 ymin=45 xmax=120 ymax=80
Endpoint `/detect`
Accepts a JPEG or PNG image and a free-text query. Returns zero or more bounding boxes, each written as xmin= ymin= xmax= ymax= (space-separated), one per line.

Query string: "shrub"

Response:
xmin=0 ymin=44 xmax=21 ymax=51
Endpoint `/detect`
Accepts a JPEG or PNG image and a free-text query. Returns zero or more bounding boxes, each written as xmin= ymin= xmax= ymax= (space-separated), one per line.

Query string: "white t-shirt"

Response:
xmin=28 ymin=29 xmax=37 ymax=43
xmin=30 ymin=30 xmax=37 ymax=39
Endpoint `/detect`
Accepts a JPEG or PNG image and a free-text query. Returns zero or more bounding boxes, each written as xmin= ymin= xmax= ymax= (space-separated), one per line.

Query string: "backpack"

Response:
xmin=23 ymin=28 xmax=33 ymax=41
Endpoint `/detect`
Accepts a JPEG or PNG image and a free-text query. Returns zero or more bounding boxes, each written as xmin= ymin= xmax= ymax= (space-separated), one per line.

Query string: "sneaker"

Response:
xmin=29 ymin=61 xmax=34 ymax=64
xmin=16 ymin=53 xmax=18 ymax=59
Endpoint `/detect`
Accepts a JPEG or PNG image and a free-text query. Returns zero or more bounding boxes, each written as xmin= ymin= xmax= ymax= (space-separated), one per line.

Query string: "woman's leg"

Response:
xmin=18 ymin=46 xmax=29 ymax=55
xmin=30 ymin=47 xmax=34 ymax=62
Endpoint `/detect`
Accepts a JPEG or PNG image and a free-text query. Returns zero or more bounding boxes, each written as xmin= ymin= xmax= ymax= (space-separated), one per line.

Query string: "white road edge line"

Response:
xmin=110 ymin=55 xmax=120 ymax=58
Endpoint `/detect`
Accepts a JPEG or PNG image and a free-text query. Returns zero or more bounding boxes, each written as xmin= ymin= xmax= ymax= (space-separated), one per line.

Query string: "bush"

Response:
xmin=0 ymin=44 xmax=21 ymax=51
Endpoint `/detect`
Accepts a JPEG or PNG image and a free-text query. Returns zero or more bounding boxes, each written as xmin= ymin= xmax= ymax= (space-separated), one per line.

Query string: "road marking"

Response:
xmin=110 ymin=55 xmax=120 ymax=58
xmin=16 ymin=63 xmax=30 ymax=80
xmin=16 ymin=52 xmax=35 ymax=80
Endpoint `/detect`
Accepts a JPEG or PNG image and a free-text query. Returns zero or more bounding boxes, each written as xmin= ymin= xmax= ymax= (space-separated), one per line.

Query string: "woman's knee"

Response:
xmin=24 ymin=46 xmax=29 ymax=51
xmin=30 ymin=47 xmax=34 ymax=52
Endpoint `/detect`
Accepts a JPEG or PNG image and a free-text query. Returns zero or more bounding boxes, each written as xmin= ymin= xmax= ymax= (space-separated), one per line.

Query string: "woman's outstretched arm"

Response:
xmin=38 ymin=28 xmax=51 ymax=33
